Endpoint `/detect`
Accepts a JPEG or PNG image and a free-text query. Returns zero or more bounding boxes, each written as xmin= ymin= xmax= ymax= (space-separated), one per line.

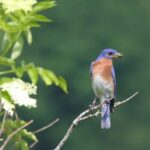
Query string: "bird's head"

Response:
xmin=97 ymin=48 xmax=123 ymax=60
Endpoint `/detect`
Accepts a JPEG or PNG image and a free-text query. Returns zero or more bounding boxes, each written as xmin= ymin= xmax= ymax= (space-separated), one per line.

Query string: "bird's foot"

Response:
xmin=89 ymin=97 xmax=98 ymax=113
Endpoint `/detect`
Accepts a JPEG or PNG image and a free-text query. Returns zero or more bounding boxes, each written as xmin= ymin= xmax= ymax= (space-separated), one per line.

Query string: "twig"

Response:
xmin=29 ymin=141 xmax=38 ymax=149
xmin=29 ymin=118 xmax=59 ymax=149
xmin=0 ymin=111 xmax=7 ymax=138
xmin=33 ymin=118 xmax=59 ymax=134
xmin=54 ymin=92 xmax=139 ymax=150
xmin=114 ymin=91 xmax=139 ymax=107
xmin=0 ymin=120 xmax=33 ymax=150
xmin=15 ymin=111 xmax=19 ymax=120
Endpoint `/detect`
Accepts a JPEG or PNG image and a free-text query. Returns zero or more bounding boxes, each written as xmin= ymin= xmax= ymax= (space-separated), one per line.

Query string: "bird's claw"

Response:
xmin=89 ymin=98 xmax=98 ymax=113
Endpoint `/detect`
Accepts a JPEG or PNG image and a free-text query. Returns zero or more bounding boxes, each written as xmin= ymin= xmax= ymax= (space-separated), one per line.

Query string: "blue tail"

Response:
xmin=101 ymin=103 xmax=111 ymax=129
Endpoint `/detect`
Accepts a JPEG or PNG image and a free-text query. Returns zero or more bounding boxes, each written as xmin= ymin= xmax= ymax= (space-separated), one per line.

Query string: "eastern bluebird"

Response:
xmin=90 ymin=49 xmax=123 ymax=129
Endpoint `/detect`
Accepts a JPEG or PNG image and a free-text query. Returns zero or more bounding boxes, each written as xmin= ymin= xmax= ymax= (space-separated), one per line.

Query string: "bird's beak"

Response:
xmin=113 ymin=52 xmax=123 ymax=58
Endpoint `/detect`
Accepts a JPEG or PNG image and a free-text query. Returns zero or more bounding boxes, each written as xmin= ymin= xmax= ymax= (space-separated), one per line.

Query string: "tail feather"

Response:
xmin=101 ymin=103 xmax=111 ymax=129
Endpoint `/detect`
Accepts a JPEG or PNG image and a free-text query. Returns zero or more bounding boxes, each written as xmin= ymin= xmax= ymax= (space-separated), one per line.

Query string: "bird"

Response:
xmin=90 ymin=48 xmax=123 ymax=129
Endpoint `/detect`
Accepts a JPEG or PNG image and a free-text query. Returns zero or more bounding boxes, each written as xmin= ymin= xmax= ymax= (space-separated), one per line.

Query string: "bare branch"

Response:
xmin=33 ymin=118 xmax=59 ymax=134
xmin=0 ymin=120 xmax=33 ymax=150
xmin=29 ymin=118 xmax=59 ymax=149
xmin=0 ymin=111 xmax=7 ymax=138
xmin=54 ymin=92 xmax=139 ymax=150
xmin=29 ymin=141 xmax=38 ymax=149
xmin=114 ymin=91 xmax=139 ymax=107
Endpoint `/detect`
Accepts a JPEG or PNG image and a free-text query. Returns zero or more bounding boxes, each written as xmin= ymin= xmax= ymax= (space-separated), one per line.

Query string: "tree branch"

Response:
xmin=29 ymin=118 xmax=59 ymax=149
xmin=0 ymin=120 xmax=33 ymax=150
xmin=54 ymin=91 xmax=139 ymax=150
xmin=0 ymin=111 xmax=7 ymax=138
xmin=33 ymin=118 xmax=59 ymax=134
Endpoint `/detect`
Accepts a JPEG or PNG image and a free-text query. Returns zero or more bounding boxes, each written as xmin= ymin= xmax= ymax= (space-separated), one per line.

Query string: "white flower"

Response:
xmin=1 ymin=98 xmax=15 ymax=116
xmin=0 ymin=78 xmax=37 ymax=109
xmin=0 ymin=0 xmax=37 ymax=13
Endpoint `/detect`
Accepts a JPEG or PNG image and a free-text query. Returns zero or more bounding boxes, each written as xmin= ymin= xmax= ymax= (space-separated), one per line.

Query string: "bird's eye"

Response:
xmin=108 ymin=52 xmax=113 ymax=55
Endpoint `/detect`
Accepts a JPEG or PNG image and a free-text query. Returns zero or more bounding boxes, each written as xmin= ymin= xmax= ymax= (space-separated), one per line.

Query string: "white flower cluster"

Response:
xmin=0 ymin=78 xmax=37 ymax=116
xmin=0 ymin=0 xmax=37 ymax=13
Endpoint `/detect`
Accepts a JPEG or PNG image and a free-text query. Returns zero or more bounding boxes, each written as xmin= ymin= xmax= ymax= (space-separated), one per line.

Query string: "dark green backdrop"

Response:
xmin=22 ymin=0 xmax=150 ymax=149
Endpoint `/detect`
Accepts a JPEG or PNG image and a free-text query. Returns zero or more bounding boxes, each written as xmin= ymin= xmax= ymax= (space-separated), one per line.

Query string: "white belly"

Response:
xmin=92 ymin=75 xmax=114 ymax=103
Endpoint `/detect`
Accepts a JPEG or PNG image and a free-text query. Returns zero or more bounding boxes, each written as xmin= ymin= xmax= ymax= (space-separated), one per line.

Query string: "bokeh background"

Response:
xmin=22 ymin=0 xmax=150 ymax=149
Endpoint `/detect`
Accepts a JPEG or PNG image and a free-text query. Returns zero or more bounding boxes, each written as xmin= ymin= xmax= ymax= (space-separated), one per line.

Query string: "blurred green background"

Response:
xmin=22 ymin=0 xmax=150 ymax=149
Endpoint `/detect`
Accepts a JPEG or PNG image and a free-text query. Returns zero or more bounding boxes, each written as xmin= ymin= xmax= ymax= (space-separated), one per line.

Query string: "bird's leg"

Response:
xmin=92 ymin=97 xmax=98 ymax=106
xmin=89 ymin=97 xmax=98 ymax=113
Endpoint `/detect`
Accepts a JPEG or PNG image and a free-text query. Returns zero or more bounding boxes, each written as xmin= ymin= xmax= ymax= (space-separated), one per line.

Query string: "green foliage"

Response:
xmin=57 ymin=76 xmax=68 ymax=94
xmin=24 ymin=29 xmax=32 ymax=45
xmin=14 ymin=63 xmax=68 ymax=93
xmin=0 ymin=56 xmax=15 ymax=66
xmin=11 ymin=35 xmax=24 ymax=60
xmin=0 ymin=0 xmax=67 ymax=92
xmin=27 ymin=64 xmax=38 ymax=84
xmin=0 ymin=77 xmax=13 ymax=85
xmin=0 ymin=0 xmax=67 ymax=149
xmin=32 ymin=1 xmax=56 ymax=13
xmin=0 ymin=0 xmax=56 ymax=56
xmin=2 ymin=120 xmax=37 ymax=150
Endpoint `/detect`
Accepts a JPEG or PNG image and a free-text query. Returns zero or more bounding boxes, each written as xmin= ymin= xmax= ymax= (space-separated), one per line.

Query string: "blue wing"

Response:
xmin=112 ymin=67 xmax=116 ymax=96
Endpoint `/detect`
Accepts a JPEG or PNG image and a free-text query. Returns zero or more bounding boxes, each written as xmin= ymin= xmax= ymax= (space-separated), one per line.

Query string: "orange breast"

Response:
xmin=92 ymin=58 xmax=113 ymax=82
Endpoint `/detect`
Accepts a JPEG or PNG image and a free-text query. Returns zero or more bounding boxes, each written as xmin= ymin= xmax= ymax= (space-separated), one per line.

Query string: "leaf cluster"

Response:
xmin=0 ymin=0 xmax=56 ymax=57
xmin=1 ymin=120 xmax=37 ymax=150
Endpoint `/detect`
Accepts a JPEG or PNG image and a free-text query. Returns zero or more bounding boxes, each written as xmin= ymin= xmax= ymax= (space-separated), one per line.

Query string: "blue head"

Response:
xmin=96 ymin=48 xmax=123 ymax=61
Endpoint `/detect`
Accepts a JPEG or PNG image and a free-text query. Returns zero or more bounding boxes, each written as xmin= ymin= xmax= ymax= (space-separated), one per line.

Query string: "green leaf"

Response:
xmin=0 ymin=56 xmax=15 ymax=66
xmin=16 ymin=140 xmax=29 ymax=150
xmin=15 ymin=67 xmax=25 ymax=78
xmin=0 ymin=18 xmax=7 ymax=31
xmin=37 ymin=67 xmax=68 ymax=92
xmin=3 ymin=120 xmax=25 ymax=136
xmin=45 ymin=69 xmax=59 ymax=85
xmin=21 ymin=129 xmax=38 ymax=142
xmin=38 ymin=67 xmax=62 ymax=86
xmin=0 ymin=91 xmax=15 ymax=116
xmin=7 ymin=21 xmax=20 ymax=33
xmin=1 ymin=33 xmax=11 ymax=53
xmin=0 ymin=77 xmax=13 ymax=85
xmin=26 ymin=22 xmax=40 ymax=28
xmin=1 ymin=90 xmax=12 ymax=101
xmin=1 ymin=33 xmax=9 ymax=49
xmin=37 ymin=67 xmax=53 ymax=85
xmin=27 ymin=66 xmax=38 ymax=84
xmin=11 ymin=35 xmax=24 ymax=59
xmin=58 ymin=76 xmax=68 ymax=93
xmin=2 ymin=120 xmax=37 ymax=150
xmin=24 ymin=29 xmax=32 ymax=45
xmin=29 ymin=14 xmax=51 ymax=22
xmin=32 ymin=1 xmax=56 ymax=13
